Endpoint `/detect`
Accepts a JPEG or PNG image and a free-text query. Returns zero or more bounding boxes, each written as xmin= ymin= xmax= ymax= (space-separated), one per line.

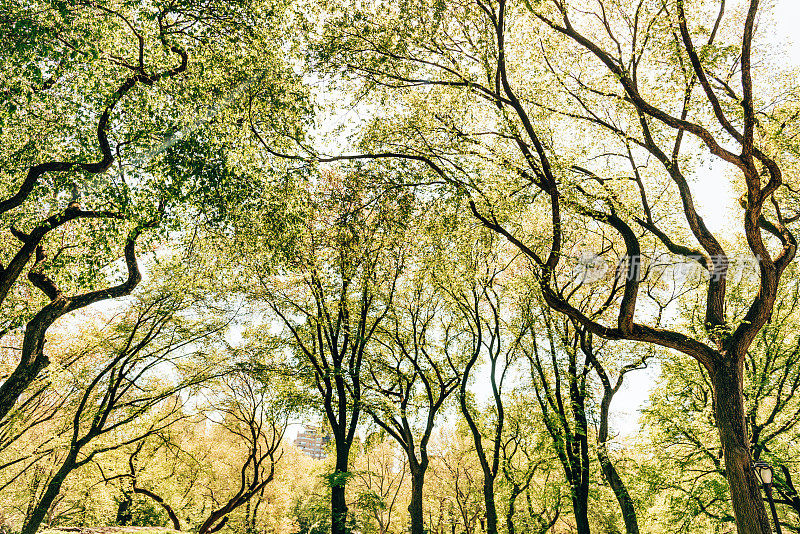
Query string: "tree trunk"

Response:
xmin=505 ymin=486 xmax=520 ymax=534
xmin=408 ymin=467 xmax=426 ymax=534
xmin=332 ymin=448 xmax=350 ymax=534
xmin=133 ymin=487 xmax=181 ymax=530
xmin=482 ymin=479 xmax=498 ymax=534
xmin=596 ymin=445 xmax=638 ymax=534
xmin=22 ymin=454 xmax=76 ymax=534
xmin=116 ymin=493 xmax=133 ymax=526
xmin=0 ymin=350 xmax=48 ymax=422
xmin=571 ymin=484 xmax=591 ymax=534
xmin=712 ymin=357 xmax=772 ymax=534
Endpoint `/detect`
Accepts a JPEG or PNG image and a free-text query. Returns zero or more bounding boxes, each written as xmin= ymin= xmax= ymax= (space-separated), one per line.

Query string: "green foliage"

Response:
xmin=129 ymin=498 xmax=169 ymax=528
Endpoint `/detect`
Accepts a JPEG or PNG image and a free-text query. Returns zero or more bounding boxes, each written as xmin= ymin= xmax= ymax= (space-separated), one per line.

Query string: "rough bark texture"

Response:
xmin=408 ymin=469 xmax=425 ymax=534
xmin=331 ymin=448 xmax=350 ymax=534
xmin=712 ymin=358 xmax=773 ymax=533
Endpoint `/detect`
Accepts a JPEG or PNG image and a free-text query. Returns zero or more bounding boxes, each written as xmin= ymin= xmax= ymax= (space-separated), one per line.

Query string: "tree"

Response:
xmin=427 ymin=430 xmax=486 ymax=534
xmin=301 ymin=1 xmax=800 ymax=531
xmin=0 ymin=0 xmax=307 ymax=422
xmin=582 ymin=333 xmax=648 ymax=534
xmin=365 ymin=275 xmax=460 ymax=534
xmin=523 ymin=299 xmax=648 ymax=534
xmin=499 ymin=394 xmax=562 ymax=534
xmin=195 ymin=371 xmax=287 ymax=534
xmin=20 ymin=273 xmax=227 ymax=534
xmin=250 ymin=172 xmax=411 ymax=534
xmin=524 ymin=308 xmax=593 ymax=534
xmin=350 ymin=434 xmax=408 ymax=534
xmin=115 ymin=440 xmax=182 ymax=530
xmin=442 ymin=242 xmax=525 ymax=534
xmin=0 ymin=0 xmax=185 ymax=419
xmin=643 ymin=274 xmax=800 ymax=531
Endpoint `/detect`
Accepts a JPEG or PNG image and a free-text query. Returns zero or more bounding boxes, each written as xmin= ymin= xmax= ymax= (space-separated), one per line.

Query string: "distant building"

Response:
xmin=294 ymin=425 xmax=331 ymax=460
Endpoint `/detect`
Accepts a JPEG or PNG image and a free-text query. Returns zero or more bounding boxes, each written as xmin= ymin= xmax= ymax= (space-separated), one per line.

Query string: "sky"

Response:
xmin=78 ymin=0 xmax=800 ymax=446
xmin=600 ymin=0 xmax=800 ymax=438
xmin=279 ymin=1 xmax=800 ymax=446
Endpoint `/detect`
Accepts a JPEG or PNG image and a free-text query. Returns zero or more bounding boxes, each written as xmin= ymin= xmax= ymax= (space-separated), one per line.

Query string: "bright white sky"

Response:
xmin=89 ymin=1 xmax=800 ymax=446
xmin=601 ymin=0 xmax=800 ymax=438
xmin=284 ymin=1 xmax=800 ymax=445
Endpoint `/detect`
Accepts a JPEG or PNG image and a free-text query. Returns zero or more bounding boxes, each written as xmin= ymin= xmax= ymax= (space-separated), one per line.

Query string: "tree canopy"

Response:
xmin=2 ymin=1 xmax=800 ymax=534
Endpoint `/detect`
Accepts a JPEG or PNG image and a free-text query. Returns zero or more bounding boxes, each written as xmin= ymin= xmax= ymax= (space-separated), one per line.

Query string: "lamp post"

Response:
xmin=753 ymin=460 xmax=782 ymax=534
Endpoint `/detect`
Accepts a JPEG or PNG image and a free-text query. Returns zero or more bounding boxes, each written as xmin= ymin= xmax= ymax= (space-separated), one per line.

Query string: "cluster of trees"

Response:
xmin=2 ymin=0 xmax=799 ymax=533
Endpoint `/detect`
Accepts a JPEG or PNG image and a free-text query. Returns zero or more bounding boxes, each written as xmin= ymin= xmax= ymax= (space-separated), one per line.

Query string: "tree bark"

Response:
xmin=116 ymin=493 xmax=133 ymax=526
xmin=22 ymin=452 xmax=77 ymax=534
xmin=596 ymin=446 xmax=638 ymax=534
xmin=712 ymin=358 xmax=773 ymax=534
xmin=482 ymin=479 xmax=499 ymax=534
xmin=332 ymin=448 xmax=350 ymax=534
xmin=571 ymin=483 xmax=591 ymax=534
xmin=505 ymin=485 xmax=520 ymax=534
xmin=408 ymin=468 xmax=425 ymax=534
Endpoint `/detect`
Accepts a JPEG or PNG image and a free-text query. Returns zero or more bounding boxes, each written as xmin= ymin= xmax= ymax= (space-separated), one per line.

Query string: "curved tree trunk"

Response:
xmin=592 ymin=358 xmax=639 ymax=534
xmin=133 ymin=486 xmax=181 ymax=530
xmin=712 ymin=358 xmax=773 ymax=534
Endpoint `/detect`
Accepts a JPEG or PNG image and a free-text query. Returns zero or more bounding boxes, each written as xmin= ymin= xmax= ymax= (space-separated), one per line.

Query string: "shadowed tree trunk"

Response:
xmin=580 ymin=331 xmax=645 ymax=534
xmin=526 ymin=313 xmax=591 ymax=534
xmin=365 ymin=283 xmax=460 ymax=534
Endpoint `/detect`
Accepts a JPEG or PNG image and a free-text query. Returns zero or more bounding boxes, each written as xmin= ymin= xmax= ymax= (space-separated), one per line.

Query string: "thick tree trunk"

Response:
xmin=482 ymin=480 xmax=499 ymax=534
xmin=597 ymin=445 xmax=638 ymax=534
xmin=712 ymin=357 xmax=772 ymax=534
xmin=332 ymin=449 xmax=350 ymax=534
xmin=572 ymin=485 xmax=591 ymax=534
xmin=408 ymin=469 xmax=425 ymax=534
xmin=116 ymin=493 xmax=133 ymax=525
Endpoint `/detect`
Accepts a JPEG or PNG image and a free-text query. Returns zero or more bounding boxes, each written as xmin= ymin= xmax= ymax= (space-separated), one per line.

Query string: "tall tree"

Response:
xmin=643 ymin=275 xmax=800 ymax=531
xmin=443 ymin=245 xmax=525 ymax=534
xmin=250 ymin=172 xmax=411 ymax=534
xmin=365 ymin=276 xmax=460 ymax=534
